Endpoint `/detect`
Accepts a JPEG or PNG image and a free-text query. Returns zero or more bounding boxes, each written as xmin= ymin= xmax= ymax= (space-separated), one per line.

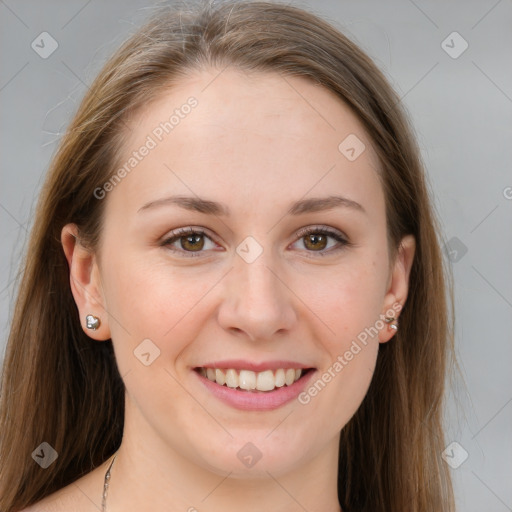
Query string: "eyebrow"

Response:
xmin=137 ymin=194 xmax=366 ymax=216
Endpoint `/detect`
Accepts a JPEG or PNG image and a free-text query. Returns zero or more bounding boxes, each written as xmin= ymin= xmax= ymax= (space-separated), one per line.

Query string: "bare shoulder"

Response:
xmin=19 ymin=465 xmax=105 ymax=512
xmin=19 ymin=487 xmax=97 ymax=512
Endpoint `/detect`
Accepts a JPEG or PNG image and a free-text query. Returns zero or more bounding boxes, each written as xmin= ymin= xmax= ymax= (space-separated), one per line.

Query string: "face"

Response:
xmin=64 ymin=67 xmax=414 ymax=479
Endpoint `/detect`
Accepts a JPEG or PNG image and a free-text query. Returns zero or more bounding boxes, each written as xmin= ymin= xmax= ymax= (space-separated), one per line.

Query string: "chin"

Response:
xmin=190 ymin=431 xmax=318 ymax=479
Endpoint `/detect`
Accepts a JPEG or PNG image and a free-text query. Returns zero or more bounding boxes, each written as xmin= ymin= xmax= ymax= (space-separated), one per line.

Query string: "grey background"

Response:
xmin=1 ymin=0 xmax=511 ymax=510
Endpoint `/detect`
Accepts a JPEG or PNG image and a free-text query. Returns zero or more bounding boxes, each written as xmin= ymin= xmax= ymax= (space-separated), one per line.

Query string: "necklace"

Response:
xmin=101 ymin=452 xmax=118 ymax=512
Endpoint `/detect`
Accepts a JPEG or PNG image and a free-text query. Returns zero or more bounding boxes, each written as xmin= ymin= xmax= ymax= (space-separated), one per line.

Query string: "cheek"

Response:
xmin=315 ymin=259 xmax=386 ymax=348
xmin=323 ymin=343 xmax=378 ymax=432
xmin=101 ymin=254 xmax=219 ymax=371
xmin=301 ymin=259 xmax=384 ymax=426
xmin=295 ymin=330 xmax=379 ymax=445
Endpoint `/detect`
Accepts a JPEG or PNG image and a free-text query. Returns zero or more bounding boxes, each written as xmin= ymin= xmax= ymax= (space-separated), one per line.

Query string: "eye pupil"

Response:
xmin=304 ymin=233 xmax=327 ymax=251
xmin=182 ymin=234 xmax=204 ymax=251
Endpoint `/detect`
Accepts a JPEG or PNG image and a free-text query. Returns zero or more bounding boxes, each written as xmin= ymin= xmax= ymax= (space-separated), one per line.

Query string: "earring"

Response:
xmin=384 ymin=316 xmax=398 ymax=331
xmin=86 ymin=314 xmax=101 ymax=330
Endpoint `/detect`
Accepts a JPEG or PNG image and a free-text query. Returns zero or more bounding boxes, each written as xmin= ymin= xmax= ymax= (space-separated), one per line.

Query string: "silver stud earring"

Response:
xmin=86 ymin=314 xmax=101 ymax=330
xmin=384 ymin=316 xmax=398 ymax=331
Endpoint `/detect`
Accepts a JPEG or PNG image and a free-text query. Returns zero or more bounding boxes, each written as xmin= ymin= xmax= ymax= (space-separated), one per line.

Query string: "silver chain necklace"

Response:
xmin=101 ymin=452 xmax=118 ymax=512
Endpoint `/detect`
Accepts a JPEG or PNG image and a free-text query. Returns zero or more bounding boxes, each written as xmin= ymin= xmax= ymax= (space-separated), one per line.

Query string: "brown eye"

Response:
xmin=293 ymin=226 xmax=350 ymax=256
xmin=162 ymin=227 xmax=218 ymax=257
xmin=180 ymin=233 xmax=205 ymax=251
xmin=303 ymin=233 xmax=328 ymax=251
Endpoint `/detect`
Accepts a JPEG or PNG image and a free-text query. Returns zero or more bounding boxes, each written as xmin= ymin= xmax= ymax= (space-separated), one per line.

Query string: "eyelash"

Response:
xmin=161 ymin=226 xmax=351 ymax=258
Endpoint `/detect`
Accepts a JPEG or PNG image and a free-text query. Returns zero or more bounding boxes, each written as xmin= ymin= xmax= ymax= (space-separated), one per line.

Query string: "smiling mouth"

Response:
xmin=194 ymin=367 xmax=314 ymax=392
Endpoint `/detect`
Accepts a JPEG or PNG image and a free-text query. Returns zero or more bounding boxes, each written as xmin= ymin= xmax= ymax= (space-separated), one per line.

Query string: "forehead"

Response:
xmin=105 ymin=67 xmax=384 ymax=224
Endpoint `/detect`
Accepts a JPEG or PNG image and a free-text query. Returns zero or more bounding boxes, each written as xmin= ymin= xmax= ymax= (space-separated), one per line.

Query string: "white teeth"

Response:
xmin=215 ymin=368 xmax=225 ymax=386
xmin=225 ymin=369 xmax=238 ymax=388
xmin=200 ymin=367 xmax=305 ymax=391
xmin=256 ymin=370 xmax=275 ymax=391
xmin=239 ymin=370 xmax=256 ymax=390
xmin=274 ymin=368 xmax=285 ymax=387
xmin=285 ymin=368 xmax=295 ymax=386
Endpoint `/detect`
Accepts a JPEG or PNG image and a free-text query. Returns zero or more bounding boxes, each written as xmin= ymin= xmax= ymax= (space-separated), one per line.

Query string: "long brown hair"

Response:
xmin=0 ymin=1 xmax=457 ymax=510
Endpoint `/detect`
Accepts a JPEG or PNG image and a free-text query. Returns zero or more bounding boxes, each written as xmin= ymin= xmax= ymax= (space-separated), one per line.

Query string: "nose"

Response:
xmin=217 ymin=251 xmax=297 ymax=342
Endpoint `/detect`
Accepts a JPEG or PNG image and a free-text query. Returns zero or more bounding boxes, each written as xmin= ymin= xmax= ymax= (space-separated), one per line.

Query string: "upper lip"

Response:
xmin=195 ymin=359 xmax=314 ymax=372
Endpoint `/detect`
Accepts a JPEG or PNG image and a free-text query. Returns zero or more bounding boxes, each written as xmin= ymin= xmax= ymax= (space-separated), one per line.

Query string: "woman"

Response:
xmin=0 ymin=1 xmax=456 ymax=511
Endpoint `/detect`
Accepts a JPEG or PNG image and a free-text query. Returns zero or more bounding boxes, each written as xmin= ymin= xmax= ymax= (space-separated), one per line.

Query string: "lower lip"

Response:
xmin=194 ymin=370 xmax=316 ymax=411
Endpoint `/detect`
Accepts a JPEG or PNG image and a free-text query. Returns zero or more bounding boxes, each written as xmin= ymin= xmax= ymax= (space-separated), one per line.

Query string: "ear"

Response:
xmin=379 ymin=234 xmax=415 ymax=343
xmin=61 ymin=223 xmax=111 ymax=341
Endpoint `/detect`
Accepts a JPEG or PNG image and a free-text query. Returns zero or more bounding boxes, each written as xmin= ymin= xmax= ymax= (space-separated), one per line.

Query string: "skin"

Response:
xmin=33 ymin=67 xmax=415 ymax=512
